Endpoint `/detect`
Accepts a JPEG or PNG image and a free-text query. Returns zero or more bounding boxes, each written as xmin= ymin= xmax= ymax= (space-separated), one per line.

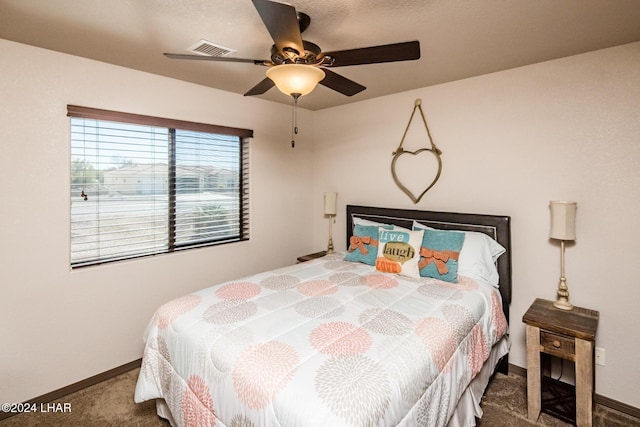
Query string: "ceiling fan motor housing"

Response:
xmin=270 ymin=40 xmax=324 ymax=65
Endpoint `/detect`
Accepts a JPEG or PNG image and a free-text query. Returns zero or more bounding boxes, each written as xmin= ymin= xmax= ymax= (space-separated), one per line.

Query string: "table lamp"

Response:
xmin=549 ymin=201 xmax=577 ymax=310
xmin=324 ymin=192 xmax=337 ymax=254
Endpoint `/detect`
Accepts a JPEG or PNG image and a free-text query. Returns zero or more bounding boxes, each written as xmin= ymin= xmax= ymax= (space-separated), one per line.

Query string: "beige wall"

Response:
xmin=311 ymin=42 xmax=640 ymax=408
xmin=0 ymin=39 xmax=317 ymax=403
xmin=2 ymin=37 xmax=639 ymax=410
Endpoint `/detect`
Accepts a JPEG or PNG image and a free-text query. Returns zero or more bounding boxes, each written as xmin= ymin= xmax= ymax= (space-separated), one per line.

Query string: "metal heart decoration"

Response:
xmin=391 ymin=99 xmax=443 ymax=204
xmin=391 ymin=147 xmax=442 ymax=204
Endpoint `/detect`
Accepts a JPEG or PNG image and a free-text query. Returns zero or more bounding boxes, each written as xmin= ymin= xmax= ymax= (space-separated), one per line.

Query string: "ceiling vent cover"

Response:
xmin=187 ymin=39 xmax=236 ymax=57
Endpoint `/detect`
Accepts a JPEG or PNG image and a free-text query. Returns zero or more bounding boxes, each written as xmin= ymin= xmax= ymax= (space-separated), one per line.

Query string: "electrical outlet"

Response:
xmin=595 ymin=347 xmax=605 ymax=366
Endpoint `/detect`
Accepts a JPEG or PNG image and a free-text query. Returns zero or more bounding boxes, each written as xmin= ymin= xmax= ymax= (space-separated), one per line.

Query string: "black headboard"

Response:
xmin=346 ymin=205 xmax=512 ymax=373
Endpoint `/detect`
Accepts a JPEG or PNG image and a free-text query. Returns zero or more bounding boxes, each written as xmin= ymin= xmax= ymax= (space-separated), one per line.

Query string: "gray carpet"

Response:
xmin=1 ymin=369 xmax=638 ymax=426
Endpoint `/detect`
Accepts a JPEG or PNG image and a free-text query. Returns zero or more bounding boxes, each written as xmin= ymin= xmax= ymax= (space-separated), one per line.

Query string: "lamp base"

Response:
xmin=553 ymin=276 xmax=574 ymax=311
xmin=326 ymin=213 xmax=335 ymax=254
xmin=553 ymin=299 xmax=574 ymax=311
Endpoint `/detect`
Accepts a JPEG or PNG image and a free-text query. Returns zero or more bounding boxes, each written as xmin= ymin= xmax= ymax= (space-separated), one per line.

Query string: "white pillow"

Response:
xmin=375 ymin=227 xmax=424 ymax=279
xmin=412 ymin=221 xmax=505 ymax=287
xmin=353 ymin=217 xmax=411 ymax=232
xmin=353 ymin=217 xmax=389 ymax=227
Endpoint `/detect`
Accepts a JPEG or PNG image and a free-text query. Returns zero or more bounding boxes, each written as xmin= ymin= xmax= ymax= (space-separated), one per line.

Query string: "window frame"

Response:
xmin=68 ymin=105 xmax=252 ymax=268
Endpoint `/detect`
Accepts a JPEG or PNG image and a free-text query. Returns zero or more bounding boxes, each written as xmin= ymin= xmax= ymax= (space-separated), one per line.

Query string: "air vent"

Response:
xmin=187 ymin=39 xmax=236 ymax=57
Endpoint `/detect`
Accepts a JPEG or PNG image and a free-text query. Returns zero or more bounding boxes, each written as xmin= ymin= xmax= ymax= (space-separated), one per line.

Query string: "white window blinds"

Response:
xmin=68 ymin=105 xmax=251 ymax=267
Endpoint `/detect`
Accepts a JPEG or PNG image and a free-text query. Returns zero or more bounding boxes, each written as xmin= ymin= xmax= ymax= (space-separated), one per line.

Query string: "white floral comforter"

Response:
xmin=134 ymin=253 xmax=508 ymax=427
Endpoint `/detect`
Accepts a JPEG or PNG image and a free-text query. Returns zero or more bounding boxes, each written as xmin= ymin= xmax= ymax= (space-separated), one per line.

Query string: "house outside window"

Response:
xmin=68 ymin=105 xmax=251 ymax=268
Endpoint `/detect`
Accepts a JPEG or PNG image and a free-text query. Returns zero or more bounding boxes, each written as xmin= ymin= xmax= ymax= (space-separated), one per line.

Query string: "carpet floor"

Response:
xmin=1 ymin=368 xmax=638 ymax=426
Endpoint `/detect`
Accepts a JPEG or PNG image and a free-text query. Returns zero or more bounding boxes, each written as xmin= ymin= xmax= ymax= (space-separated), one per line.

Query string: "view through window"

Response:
xmin=68 ymin=106 xmax=251 ymax=267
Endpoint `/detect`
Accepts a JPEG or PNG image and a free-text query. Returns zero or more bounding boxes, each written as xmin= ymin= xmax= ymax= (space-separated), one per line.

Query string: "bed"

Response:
xmin=135 ymin=205 xmax=512 ymax=427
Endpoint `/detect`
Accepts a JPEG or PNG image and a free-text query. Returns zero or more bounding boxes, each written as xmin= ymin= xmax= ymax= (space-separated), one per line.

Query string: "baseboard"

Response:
xmin=508 ymin=363 xmax=640 ymax=420
xmin=508 ymin=363 xmax=527 ymax=377
xmin=593 ymin=394 xmax=640 ymax=420
xmin=0 ymin=359 xmax=142 ymax=422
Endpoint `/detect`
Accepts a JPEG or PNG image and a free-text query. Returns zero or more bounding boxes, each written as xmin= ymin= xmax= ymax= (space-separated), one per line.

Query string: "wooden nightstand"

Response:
xmin=522 ymin=298 xmax=599 ymax=427
xmin=296 ymin=251 xmax=327 ymax=263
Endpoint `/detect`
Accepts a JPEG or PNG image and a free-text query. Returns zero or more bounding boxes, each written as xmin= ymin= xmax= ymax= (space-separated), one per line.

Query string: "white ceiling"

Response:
xmin=2 ymin=0 xmax=640 ymax=111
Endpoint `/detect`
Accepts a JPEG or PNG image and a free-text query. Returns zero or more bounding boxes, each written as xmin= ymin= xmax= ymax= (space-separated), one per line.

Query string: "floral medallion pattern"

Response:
xmin=232 ymin=341 xmax=299 ymax=409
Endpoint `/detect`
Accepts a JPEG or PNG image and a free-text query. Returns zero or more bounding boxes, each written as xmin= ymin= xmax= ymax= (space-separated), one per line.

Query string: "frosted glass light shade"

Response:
xmin=266 ymin=64 xmax=325 ymax=96
xmin=550 ymin=201 xmax=577 ymax=241
xmin=324 ymin=192 xmax=337 ymax=215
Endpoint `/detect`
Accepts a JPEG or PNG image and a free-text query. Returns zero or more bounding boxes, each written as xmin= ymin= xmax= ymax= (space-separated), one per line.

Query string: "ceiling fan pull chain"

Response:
xmin=291 ymin=93 xmax=301 ymax=148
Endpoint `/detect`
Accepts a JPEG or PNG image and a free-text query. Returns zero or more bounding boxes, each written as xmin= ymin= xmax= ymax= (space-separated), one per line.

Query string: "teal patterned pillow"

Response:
xmin=344 ymin=224 xmax=391 ymax=266
xmin=415 ymin=227 xmax=465 ymax=283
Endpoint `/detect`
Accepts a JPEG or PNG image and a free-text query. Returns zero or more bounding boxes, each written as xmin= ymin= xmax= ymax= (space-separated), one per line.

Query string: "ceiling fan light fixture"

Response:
xmin=266 ymin=64 xmax=325 ymax=97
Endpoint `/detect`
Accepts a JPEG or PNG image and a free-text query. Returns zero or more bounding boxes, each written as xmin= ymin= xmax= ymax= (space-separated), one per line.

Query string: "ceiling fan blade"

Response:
xmin=164 ymin=53 xmax=268 ymax=65
xmin=251 ymin=0 xmax=304 ymax=56
xmin=323 ymin=41 xmax=421 ymax=67
xmin=244 ymin=77 xmax=275 ymax=96
xmin=319 ymin=69 xmax=366 ymax=96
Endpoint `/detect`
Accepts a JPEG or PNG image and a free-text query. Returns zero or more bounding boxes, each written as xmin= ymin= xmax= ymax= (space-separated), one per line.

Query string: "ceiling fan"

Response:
xmin=164 ymin=0 xmax=421 ymax=99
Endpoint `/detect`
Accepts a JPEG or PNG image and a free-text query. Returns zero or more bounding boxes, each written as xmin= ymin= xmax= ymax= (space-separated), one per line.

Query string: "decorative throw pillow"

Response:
xmin=344 ymin=224 xmax=391 ymax=266
xmin=413 ymin=221 xmax=505 ymax=287
xmin=415 ymin=228 xmax=465 ymax=283
xmin=375 ymin=227 xmax=424 ymax=278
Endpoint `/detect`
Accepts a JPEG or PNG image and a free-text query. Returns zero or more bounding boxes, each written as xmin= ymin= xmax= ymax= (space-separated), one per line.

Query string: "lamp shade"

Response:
xmin=266 ymin=64 xmax=325 ymax=97
xmin=549 ymin=201 xmax=577 ymax=240
xmin=324 ymin=192 xmax=337 ymax=215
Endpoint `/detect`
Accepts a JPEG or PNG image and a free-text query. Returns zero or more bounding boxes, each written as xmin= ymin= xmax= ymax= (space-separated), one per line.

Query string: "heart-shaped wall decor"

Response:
xmin=391 ymin=99 xmax=443 ymax=204
xmin=391 ymin=147 xmax=442 ymax=204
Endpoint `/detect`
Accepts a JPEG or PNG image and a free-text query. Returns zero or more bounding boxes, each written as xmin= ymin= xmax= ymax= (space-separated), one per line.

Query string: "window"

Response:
xmin=68 ymin=105 xmax=252 ymax=268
